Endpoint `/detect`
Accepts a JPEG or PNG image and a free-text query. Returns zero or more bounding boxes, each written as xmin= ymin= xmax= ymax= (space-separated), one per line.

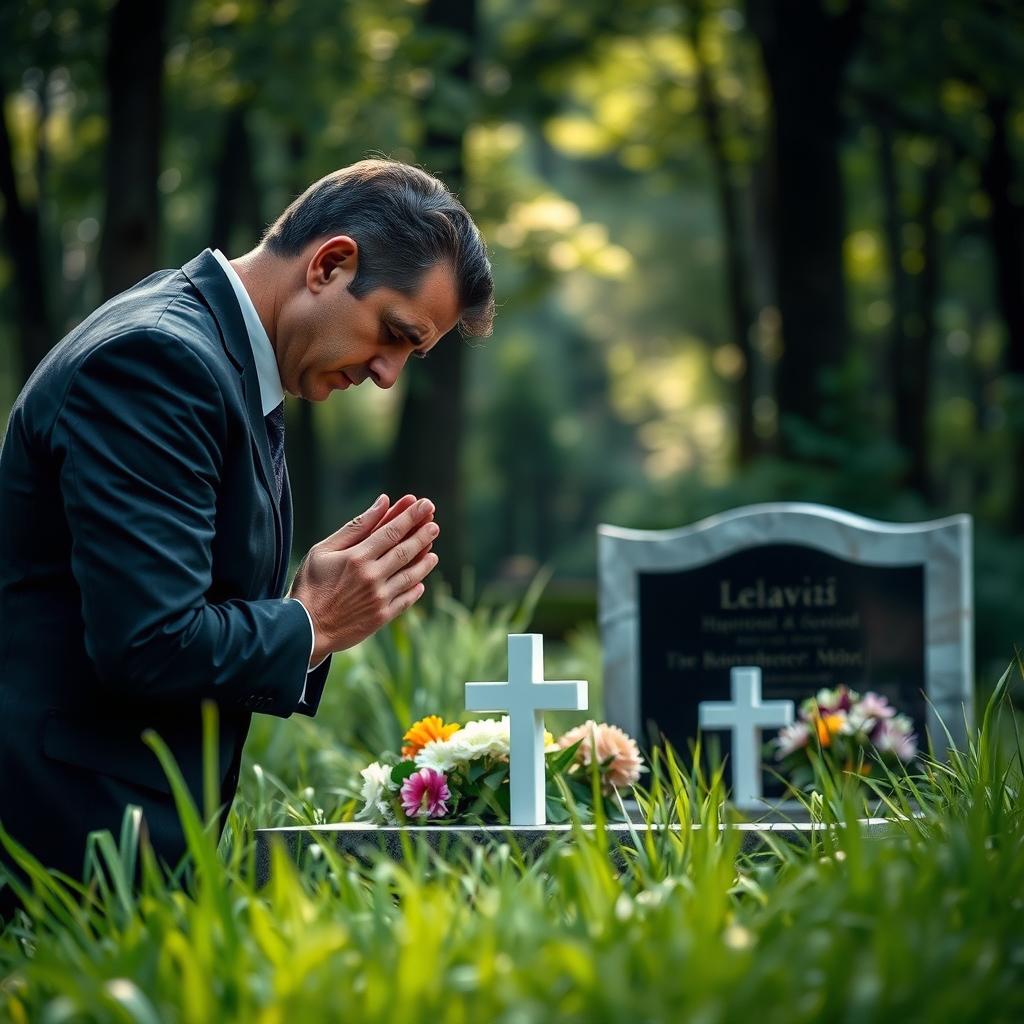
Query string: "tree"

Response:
xmin=980 ymin=94 xmax=1024 ymax=527
xmin=747 ymin=0 xmax=864 ymax=443
xmin=684 ymin=0 xmax=758 ymax=462
xmin=98 ymin=0 xmax=167 ymax=299
xmin=0 ymin=86 xmax=50 ymax=382
xmin=388 ymin=0 xmax=478 ymax=592
xmin=0 ymin=0 xmax=103 ymax=383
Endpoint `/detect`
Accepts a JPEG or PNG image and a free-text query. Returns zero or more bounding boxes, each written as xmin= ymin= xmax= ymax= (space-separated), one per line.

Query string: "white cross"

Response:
xmin=698 ymin=666 xmax=794 ymax=808
xmin=465 ymin=634 xmax=588 ymax=826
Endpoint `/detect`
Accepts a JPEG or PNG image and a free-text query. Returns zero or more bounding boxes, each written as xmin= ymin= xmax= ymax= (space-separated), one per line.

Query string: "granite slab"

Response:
xmin=254 ymin=816 xmax=903 ymax=886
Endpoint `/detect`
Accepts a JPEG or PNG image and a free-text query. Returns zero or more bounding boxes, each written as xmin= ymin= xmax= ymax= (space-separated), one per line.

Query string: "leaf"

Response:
xmin=391 ymin=761 xmax=417 ymax=787
xmin=545 ymin=796 xmax=570 ymax=823
xmin=547 ymin=739 xmax=583 ymax=774
xmin=482 ymin=765 xmax=509 ymax=790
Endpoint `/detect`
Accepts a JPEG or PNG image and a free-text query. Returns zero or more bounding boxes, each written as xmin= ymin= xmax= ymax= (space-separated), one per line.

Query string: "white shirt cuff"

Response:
xmin=287 ymin=598 xmax=327 ymax=703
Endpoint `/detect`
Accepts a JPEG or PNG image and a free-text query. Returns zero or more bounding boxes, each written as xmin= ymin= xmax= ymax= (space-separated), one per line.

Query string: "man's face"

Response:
xmin=276 ymin=236 xmax=461 ymax=402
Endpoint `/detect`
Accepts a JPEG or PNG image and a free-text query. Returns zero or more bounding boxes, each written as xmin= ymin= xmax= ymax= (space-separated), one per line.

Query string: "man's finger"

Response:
xmin=357 ymin=498 xmax=435 ymax=559
xmin=385 ymin=580 xmax=426 ymax=621
xmin=320 ymin=494 xmax=390 ymax=551
xmin=379 ymin=520 xmax=439 ymax=580
xmin=384 ymin=546 xmax=439 ymax=601
xmin=375 ymin=494 xmax=417 ymax=533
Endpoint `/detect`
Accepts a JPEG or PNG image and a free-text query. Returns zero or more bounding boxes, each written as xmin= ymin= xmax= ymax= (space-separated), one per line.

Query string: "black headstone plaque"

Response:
xmin=637 ymin=544 xmax=926 ymax=794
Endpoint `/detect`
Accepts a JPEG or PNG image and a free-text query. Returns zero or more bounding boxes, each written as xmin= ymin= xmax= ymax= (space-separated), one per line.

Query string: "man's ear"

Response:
xmin=306 ymin=235 xmax=359 ymax=293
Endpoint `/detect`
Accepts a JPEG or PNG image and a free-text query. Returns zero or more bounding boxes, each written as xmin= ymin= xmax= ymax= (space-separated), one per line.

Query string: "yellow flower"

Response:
xmin=814 ymin=712 xmax=846 ymax=748
xmin=402 ymin=716 xmax=461 ymax=759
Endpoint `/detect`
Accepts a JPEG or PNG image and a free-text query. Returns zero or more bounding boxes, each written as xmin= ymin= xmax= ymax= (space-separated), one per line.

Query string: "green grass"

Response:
xmin=1 ymin=602 xmax=1022 ymax=1023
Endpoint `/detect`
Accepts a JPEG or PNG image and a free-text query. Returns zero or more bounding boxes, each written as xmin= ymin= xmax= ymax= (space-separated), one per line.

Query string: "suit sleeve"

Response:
xmin=296 ymin=655 xmax=331 ymax=718
xmin=54 ymin=329 xmax=311 ymax=717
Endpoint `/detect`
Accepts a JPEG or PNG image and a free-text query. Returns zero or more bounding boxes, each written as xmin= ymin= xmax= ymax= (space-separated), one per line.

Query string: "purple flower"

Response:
xmin=857 ymin=691 xmax=896 ymax=721
xmin=872 ymin=716 xmax=917 ymax=762
xmin=400 ymin=767 xmax=451 ymax=819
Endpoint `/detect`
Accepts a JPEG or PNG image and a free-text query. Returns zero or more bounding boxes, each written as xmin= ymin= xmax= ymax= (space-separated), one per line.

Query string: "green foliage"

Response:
xmin=2 ymin=663 xmax=1023 ymax=1022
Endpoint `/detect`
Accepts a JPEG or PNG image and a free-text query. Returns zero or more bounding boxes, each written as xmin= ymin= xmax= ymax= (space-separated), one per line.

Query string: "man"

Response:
xmin=0 ymin=159 xmax=494 ymax=909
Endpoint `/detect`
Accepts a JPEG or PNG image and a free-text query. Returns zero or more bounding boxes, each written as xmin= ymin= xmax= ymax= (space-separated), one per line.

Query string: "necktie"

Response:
xmin=264 ymin=401 xmax=286 ymax=504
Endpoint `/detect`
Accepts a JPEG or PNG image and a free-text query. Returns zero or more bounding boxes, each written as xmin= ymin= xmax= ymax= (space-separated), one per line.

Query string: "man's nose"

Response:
xmin=368 ymin=350 xmax=410 ymax=389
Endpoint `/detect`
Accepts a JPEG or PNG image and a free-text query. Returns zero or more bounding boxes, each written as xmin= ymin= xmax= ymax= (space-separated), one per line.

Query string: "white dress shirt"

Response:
xmin=212 ymin=249 xmax=322 ymax=682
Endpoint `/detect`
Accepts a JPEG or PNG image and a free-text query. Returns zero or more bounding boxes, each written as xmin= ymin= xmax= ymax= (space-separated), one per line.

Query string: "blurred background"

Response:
xmin=1 ymin=0 xmax=1022 ymax=684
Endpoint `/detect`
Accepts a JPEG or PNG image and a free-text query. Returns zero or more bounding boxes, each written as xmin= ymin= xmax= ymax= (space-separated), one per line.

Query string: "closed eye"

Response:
xmin=385 ymin=320 xmax=429 ymax=359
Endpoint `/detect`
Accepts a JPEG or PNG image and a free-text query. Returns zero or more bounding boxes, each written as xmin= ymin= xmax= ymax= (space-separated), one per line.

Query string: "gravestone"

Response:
xmin=599 ymin=503 xmax=973 ymax=808
xmin=254 ymin=816 xmax=901 ymax=884
xmin=254 ymin=625 xmax=908 ymax=881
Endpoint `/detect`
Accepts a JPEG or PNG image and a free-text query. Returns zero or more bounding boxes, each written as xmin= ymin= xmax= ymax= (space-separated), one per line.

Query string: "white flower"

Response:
xmin=414 ymin=739 xmax=462 ymax=772
xmin=451 ymin=716 xmax=511 ymax=759
xmin=845 ymin=706 xmax=876 ymax=737
xmin=801 ymin=685 xmax=858 ymax=720
xmin=355 ymin=761 xmax=399 ymax=823
xmin=416 ymin=716 xmax=511 ymax=770
xmin=774 ymin=721 xmax=811 ymax=759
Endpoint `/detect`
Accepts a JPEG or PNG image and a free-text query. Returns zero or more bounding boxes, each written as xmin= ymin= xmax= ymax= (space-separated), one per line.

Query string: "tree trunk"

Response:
xmin=905 ymin=152 xmax=943 ymax=499
xmin=878 ymin=120 xmax=939 ymax=498
xmin=747 ymin=0 xmax=863 ymax=443
xmin=210 ymin=102 xmax=262 ymax=255
xmin=98 ymin=0 xmax=166 ymax=299
xmin=0 ymin=90 xmax=51 ymax=383
xmin=685 ymin=0 xmax=757 ymax=463
xmin=981 ymin=103 xmax=1024 ymax=375
xmin=388 ymin=0 xmax=475 ymax=594
xmin=877 ymin=119 xmax=911 ymax=450
xmin=980 ymin=95 xmax=1024 ymax=529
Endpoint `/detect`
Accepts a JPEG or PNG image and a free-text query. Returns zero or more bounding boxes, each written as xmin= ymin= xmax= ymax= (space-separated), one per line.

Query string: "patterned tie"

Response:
xmin=264 ymin=401 xmax=286 ymax=504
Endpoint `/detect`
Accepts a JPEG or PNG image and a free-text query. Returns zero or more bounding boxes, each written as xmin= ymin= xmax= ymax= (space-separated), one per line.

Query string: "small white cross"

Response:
xmin=465 ymin=634 xmax=588 ymax=826
xmin=698 ymin=666 xmax=794 ymax=808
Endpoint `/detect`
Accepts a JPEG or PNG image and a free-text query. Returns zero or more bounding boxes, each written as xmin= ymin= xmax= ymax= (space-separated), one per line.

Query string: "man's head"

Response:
xmin=258 ymin=159 xmax=494 ymax=401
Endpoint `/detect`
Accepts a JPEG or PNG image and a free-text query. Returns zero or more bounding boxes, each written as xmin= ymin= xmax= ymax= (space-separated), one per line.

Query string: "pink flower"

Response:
xmin=400 ymin=767 xmax=451 ymax=819
xmin=557 ymin=720 xmax=646 ymax=791
xmin=856 ymin=691 xmax=896 ymax=721
xmin=872 ymin=717 xmax=917 ymax=762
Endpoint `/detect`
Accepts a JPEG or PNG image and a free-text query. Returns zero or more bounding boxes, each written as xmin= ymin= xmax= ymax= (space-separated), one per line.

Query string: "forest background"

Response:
xmin=1 ymin=0 xmax=1022 ymax=688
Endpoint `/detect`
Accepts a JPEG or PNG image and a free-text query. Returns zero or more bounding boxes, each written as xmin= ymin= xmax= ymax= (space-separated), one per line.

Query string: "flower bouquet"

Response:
xmin=355 ymin=715 xmax=646 ymax=825
xmin=769 ymin=685 xmax=918 ymax=793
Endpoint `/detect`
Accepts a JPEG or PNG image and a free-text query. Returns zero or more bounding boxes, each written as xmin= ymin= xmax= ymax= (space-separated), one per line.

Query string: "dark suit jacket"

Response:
xmin=0 ymin=249 xmax=331 ymax=884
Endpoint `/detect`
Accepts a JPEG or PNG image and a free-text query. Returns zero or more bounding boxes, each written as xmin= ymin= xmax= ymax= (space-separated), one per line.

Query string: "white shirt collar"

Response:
xmin=212 ymin=248 xmax=285 ymax=417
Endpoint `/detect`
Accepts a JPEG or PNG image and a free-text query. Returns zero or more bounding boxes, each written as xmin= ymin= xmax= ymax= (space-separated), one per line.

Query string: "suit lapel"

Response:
xmin=181 ymin=249 xmax=284 ymax=588
xmin=275 ymin=463 xmax=294 ymax=597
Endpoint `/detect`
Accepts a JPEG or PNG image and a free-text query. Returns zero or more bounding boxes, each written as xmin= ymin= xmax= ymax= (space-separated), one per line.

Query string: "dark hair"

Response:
xmin=261 ymin=159 xmax=494 ymax=337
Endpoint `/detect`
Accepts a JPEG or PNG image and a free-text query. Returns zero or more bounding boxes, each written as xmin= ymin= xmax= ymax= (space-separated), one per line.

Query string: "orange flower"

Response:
xmin=814 ymin=712 xmax=846 ymax=748
xmin=401 ymin=715 xmax=461 ymax=759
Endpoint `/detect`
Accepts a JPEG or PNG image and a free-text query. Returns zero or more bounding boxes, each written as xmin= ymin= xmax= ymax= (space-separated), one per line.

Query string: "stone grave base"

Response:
xmin=254 ymin=816 xmax=901 ymax=887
